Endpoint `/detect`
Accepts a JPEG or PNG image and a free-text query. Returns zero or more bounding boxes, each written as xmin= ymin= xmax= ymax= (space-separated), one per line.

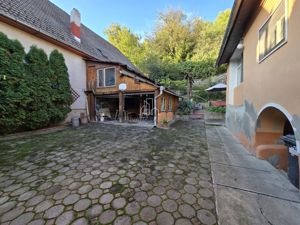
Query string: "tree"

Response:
xmin=150 ymin=9 xmax=196 ymax=63
xmin=49 ymin=50 xmax=73 ymax=123
xmin=105 ymin=24 xmax=144 ymax=67
xmin=103 ymin=9 xmax=230 ymax=97
xmin=24 ymin=46 xmax=53 ymax=129
xmin=0 ymin=32 xmax=29 ymax=133
xmin=192 ymin=10 xmax=231 ymax=61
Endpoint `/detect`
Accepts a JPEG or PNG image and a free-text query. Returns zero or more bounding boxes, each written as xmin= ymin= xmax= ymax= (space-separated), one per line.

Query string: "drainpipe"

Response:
xmin=154 ymin=86 xmax=164 ymax=127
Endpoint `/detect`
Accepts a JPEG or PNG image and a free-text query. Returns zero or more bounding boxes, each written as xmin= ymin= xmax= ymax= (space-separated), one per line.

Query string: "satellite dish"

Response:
xmin=119 ymin=83 xmax=127 ymax=91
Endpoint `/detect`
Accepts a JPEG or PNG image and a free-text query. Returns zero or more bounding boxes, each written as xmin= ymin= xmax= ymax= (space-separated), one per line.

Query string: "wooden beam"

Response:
xmin=118 ymin=92 xmax=125 ymax=122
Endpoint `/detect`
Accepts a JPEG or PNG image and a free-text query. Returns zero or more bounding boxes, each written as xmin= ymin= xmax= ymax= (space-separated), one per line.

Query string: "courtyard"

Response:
xmin=0 ymin=120 xmax=216 ymax=225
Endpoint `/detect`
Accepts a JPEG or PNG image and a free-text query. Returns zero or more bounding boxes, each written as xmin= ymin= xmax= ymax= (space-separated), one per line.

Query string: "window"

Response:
xmin=237 ymin=54 xmax=243 ymax=86
xmin=161 ymin=97 xmax=166 ymax=112
xmin=97 ymin=67 xmax=116 ymax=87
xmin=168 ymin=97 xmax=173 ymax=112
xmin=258 ymin=0 xmax=287 ymax=62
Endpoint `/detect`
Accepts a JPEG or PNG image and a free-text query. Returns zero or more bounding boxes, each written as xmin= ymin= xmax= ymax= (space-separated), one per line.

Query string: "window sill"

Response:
xmin=97 ymin=85 xmax=116 ymax=88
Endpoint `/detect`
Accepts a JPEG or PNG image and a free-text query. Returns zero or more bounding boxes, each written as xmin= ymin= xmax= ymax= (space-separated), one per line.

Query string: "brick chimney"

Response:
xmin=70 ymin=8 xmax=81 ymax=42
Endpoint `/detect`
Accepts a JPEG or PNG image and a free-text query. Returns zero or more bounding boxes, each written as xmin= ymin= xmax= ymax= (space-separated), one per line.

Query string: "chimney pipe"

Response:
xmin=70 ymin=8 xmax=81 ymax=42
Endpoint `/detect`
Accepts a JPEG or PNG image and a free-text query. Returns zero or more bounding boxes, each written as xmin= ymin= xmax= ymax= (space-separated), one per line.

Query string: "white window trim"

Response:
xmin=97 ymin=67 xmax=116 ymax=88
xmin=258 ymin=0 xmax=288 ymax=63
xmin=236 ymin=61 xmax=243 ymax=86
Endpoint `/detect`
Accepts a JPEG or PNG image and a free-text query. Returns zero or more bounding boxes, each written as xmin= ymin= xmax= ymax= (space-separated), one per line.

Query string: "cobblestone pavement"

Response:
xmin=0 ymin=120 xmax=217 ymax=225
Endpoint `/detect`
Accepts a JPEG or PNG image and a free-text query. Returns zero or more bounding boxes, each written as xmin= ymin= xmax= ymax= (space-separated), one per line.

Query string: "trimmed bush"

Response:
xmin=0 ymin=32 xmax=73 ymax=134
xmin=0 ymin=33 xmax=29 ymax=134
xmin=24 ymin=46 xmax=54 ymax=130
xmin=206 ymin=106 xmax=226 ymax=113
xmin=49 ymin=50 xmax=72 ymax=123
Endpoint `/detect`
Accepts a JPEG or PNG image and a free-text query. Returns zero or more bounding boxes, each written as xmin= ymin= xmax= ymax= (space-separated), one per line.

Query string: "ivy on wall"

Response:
xmin=0 ymin=32 xmax=73 ymax=134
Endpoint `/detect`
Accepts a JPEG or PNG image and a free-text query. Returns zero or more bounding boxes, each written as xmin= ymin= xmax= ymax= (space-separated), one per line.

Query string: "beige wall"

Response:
xmin=230 ymin=0 xmax=300 ymax=112
xmin=240 ymin=0 xmax=300 ymax=113
xmin=226 ymin=0 xmax=300 ymax=152
xmin=0 ymin=21 xmax=87 ymax=120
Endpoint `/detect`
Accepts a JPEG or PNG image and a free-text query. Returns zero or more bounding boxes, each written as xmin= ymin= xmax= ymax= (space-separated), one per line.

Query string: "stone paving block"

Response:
xmin=0 ymin=121 xmax=218 ymax=225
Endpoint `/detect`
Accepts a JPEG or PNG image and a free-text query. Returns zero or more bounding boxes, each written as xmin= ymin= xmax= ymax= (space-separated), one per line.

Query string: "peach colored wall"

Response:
xmin=226 ymin=0 xmax=300 ymax=152
xmin=157 ymin=92 xmax=178 ymax=126
xmin=0 ymin=21 xmax=87 ymax=121
xmin=232 ymin=0 xmax=300 ymax=113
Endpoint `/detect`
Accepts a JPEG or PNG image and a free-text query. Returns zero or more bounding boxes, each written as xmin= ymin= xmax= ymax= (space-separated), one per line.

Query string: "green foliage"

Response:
xmin=206 ymin=106 xmax=226 ymax=113
xmin=159 ymin=78 xmax=186 ymax=94
xmin=24 ymin=46 xmax=53 ymax=129
xmin=104 ymin=24 xmax=144 ymax=68
xmin=177 ymin=99 xmax=194 ymax=115
xmin=105 ymin=9 xmax=230 ymax=96
xmin=0 ymin=33 xmax=29 ymax=133
xmin=192 ymin=10 xmax=231 ymax=61
xmin=150 ymin=9 xmax=195 ymax=63
xmin=49 ymin=50 xmax=72 ymax=123
xmin=193 ymin=83 xmax=226 ymax=103
xmin=0 ymin=32 xmax=73 ymax=134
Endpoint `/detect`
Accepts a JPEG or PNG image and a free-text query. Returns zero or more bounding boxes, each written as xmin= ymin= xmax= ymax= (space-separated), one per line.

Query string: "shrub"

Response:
xmin=0 ymin=32 xmax=73 ymax=134
xmin=178 ymin=99 xmax=194 ymax=115
xmin=24 ymin=46 xmax=54 ymax=130
xmin=49 ymin=50 xmax=73 ymax=123
xmin=0 ymin=33 xmax=29 ymax=134
xmin=206 ymin=106 xmax=226 ymax=113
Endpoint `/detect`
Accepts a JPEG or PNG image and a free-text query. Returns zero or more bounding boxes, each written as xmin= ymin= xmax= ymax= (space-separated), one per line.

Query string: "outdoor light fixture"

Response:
xmin=237 ymin=43 xmax=244 ymax=50
xmin=119 ymin=83 xmax=127 ymax=91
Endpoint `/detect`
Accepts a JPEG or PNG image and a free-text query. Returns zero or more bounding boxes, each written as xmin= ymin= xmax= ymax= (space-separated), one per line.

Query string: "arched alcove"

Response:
xmin=255 ymin=104 xmax=299 ymax=188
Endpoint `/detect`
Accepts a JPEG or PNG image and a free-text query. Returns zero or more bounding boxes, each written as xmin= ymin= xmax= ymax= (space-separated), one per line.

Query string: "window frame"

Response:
xmin=258 ymin=0 xmax=288 ymax=63
xmin=161 ymin=97 xmax=166 ymax=112
xmin=236 ymin=56 xmax=244 ymax=86
xmin=97 ymin=67 xmax=116 ymax=88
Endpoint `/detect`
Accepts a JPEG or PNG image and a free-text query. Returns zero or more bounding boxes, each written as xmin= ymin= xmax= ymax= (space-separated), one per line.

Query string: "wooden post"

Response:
xmin=90 ymin=94 xmax=95 ymax=121
xmin=119 ymin=91 xmax=124 ymax=122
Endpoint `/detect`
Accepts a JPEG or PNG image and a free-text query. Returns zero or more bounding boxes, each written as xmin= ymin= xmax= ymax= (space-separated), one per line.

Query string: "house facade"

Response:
xmin=0 ymin=0 xmax=178 ymax=127
xmin=217 ymin=0 xmax=300 ymax=188
xmin=85 ymin=62 xmax=178 ymax=127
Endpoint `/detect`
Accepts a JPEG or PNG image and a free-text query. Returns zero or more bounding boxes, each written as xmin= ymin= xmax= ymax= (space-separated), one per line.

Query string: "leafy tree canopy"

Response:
xmin=105 ymin=8 xmax=230 ymax=97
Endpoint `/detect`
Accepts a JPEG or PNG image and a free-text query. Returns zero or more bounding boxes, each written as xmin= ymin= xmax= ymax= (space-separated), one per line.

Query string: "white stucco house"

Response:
xmin=0 ymin=0 xmax=143 ymax=122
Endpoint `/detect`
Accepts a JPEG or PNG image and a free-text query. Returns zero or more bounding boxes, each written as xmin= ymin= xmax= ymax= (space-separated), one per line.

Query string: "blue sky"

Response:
xmin=50 ymin=0 xmax=234 ymax=39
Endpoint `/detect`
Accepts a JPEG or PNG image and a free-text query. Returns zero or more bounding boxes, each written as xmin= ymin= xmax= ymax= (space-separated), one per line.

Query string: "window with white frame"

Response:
xmin=168 ymin=97 xmax=173 ymax=112
xmin=161 ymin=97 xmax=166 ymax=112
xmin=97 ymin=67 xmax=116 ymax=87
xmin=258 ymin=0 xmax=287 ymax=62
xmin=237 ymin=55 xmax=243 ymax=86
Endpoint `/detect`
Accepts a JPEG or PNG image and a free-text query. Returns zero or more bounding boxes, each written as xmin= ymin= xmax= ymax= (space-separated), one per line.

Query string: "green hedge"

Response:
xmin=0 ymin=32 xmax=72 ymax=134
xmin=206 ymin=106 xmax=226 ymax=113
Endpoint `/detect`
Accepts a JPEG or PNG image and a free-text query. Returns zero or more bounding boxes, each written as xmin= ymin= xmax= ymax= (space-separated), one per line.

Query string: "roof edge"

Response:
xmin=216 ymin=0 xmax=243 ymax=66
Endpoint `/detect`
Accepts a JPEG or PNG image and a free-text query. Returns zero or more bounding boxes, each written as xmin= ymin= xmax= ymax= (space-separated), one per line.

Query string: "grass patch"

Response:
xmin=0 ymin=128 xmax=80 ymax=167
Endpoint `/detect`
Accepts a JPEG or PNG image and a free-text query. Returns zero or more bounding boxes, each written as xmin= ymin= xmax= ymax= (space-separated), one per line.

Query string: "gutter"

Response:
xmin=154 ymin=86 xmax=164 ymax=127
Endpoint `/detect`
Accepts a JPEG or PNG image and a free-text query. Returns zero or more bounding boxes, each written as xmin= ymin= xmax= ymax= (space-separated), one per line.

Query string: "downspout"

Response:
xmin=154 ymin=86 xmax=164 ymax=127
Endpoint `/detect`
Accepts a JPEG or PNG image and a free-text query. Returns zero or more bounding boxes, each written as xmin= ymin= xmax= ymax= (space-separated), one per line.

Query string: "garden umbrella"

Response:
xmin=206 ymin=83 xmax=227 ymax=92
